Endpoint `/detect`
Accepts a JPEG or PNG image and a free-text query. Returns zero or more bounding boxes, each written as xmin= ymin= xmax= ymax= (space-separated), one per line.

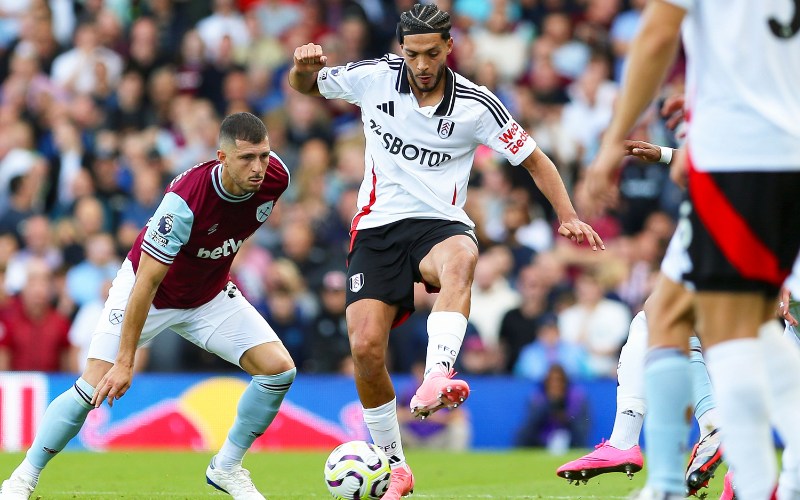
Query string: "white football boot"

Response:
xmin=0 ymin=472 xmax=36 ymax=500
xmin=206 ymin=457 xmax=266 ymax=500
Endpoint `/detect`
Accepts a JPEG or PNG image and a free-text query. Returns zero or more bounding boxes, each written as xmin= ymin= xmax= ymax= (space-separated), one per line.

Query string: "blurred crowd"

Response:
xmin=0 ymin=0 xmax=685 ymax=385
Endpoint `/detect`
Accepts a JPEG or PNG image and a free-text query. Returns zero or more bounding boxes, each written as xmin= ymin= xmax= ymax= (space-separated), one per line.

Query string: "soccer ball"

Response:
xmin=323 ymin=441 xmax=392 ymax=499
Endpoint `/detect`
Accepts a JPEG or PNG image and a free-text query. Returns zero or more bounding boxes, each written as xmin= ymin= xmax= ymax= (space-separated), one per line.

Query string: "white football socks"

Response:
xmin=425 ymin=312 xmax=468 ymax=376
xmin=759 ymin=321 xmax=800 ymax=496
xmin=362 ymin=399 xmax=406 ymax=469
xmin=609 ymin=312 xmax=647 ymax=449
xmin=706 ymin=339 xmax=776 ymax=500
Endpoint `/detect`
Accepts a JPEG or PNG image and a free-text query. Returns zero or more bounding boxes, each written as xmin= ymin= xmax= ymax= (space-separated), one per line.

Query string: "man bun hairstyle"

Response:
xmin=219 ymin=112 xmax=268 ymax=148
xmin=396 ymin=3 xmax=452 ymax=45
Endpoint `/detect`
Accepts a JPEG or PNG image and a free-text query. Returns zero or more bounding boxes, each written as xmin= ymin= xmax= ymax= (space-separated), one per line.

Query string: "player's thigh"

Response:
xmin=410 ymin=221 xmax=478 ymax=288
xmin=685 ymin=170 xmax=800 ymax=295
xmin=181 ymin=290 xmax=283 ymax=369
xmin=346 ymin=224 xmax=415 ymax=326
xmin=87 ymin=259 xmax=185 ymax=364
xmin=644 ymin=273 xmax=694 ymax=350
xmin=694 ymin=292 xmax=772 ymax=347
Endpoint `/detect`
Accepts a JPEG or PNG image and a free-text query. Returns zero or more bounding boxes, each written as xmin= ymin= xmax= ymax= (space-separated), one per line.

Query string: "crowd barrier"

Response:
xmin=0 ymin=372 xmax=669 ymax=451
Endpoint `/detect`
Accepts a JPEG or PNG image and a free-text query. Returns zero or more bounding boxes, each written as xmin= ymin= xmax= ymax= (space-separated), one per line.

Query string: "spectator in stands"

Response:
xmin=57 ymin=195 xmax=109 ymax=266
xmin=126 ymin=16 xmax=170 ymax=83
xmin=515 ymin=364 xmax=590 ymax=451
xmin=117 ymin=167 xmax=163 ymax=250
xmin=514 ymin=313 xmax=589 ymax=382
xmin=499 ymin=265 xmax=553 ymax=372
xmin=4 ymin=215 xmax=62 ymax=295
xmin=0 ymin=175 xmax=36 ymax=245
xmin=306 ymin=270 xmax=350 ymax=373
xmin=51 ymin=21 xmax=123 ymax=97
xmin=470 ymin=247 xmax=521 ymax=348
xmin=65 ymin=232 xmax=120 ymax=307
xmin=0 ymin=257 xmax=72 ymax=371
xmin=557 ymin=267 xmax=631 ymax=378
xmin=196 ymin=0 xmax=250 ymax=62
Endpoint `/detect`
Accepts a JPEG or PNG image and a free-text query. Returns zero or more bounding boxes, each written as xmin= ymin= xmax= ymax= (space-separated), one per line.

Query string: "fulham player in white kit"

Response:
xmin=588 ymin=0 xmax=800 ymax=498
xmin=289 ymin=3 xmax=604 ymax=498
xmin=0 ymin=113 xmax=296 ymax=500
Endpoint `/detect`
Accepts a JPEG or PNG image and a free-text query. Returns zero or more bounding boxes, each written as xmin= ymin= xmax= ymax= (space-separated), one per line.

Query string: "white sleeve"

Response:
xmin=471 ymin=86 xmax=537 ymax=166
xmin=316 ymin=60 xmax=379 ymax=106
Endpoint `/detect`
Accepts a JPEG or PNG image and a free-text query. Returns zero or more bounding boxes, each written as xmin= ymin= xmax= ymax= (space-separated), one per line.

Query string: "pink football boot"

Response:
xmin=556 ymin=440 xmax=643 ymax=484
xmin=409 ymin=365 xmax=469 ymax=419
xmin=382 ymin=464 xmax=414 ymax=500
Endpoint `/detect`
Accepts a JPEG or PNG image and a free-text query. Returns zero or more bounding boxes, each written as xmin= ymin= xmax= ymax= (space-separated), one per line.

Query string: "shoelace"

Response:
xmin=227 ymin=467 xmax=259 ymax=493
xmin=594 ymin=438 xmax=608 ymax=450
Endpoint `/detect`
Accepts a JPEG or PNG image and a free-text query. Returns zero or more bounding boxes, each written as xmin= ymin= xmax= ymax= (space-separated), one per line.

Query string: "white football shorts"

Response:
xmin=87 ymin=259 xmax=280 ymax=367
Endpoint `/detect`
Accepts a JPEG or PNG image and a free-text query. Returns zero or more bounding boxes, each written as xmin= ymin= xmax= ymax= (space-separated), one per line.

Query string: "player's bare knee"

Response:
xmin=240 ymin=341 xmax=295 ymax=376
xmin=349 ymin=333 xmax=386 ymax=367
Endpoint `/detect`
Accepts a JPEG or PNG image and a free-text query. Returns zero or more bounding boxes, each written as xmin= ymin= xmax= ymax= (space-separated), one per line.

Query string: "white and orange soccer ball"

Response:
xmin=323 ymin=441 xmax=392 ymax=500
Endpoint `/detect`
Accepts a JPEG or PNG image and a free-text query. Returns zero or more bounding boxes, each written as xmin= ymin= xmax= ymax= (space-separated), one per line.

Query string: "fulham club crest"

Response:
xmin=349 ymin=273 xmax=364 ymax=292
xmin=256 ymin=201 xmax=274 ymax=222
xmin=437 ymin=119 xmax=454 ymax=139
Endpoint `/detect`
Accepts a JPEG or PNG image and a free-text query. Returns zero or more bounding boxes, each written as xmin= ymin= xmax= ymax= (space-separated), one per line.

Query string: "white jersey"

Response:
xmin=665 ymin=0 xmax=800 ymax=171
xmin=317 ymin=54 xmax=536 ymax=230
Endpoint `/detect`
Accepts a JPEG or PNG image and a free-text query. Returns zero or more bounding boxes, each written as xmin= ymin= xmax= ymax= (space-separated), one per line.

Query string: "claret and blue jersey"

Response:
xmin=127 ymin=153 xmax=290 ymax=309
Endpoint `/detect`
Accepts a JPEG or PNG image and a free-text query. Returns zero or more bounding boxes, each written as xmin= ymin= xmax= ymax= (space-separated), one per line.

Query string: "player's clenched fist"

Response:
xmin=293 ymin=43 xmax=328 ymax=73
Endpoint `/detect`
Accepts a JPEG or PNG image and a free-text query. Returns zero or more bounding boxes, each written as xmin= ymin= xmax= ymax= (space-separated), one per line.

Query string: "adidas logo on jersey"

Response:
xmin=197 ymin=238 xmax=244 ymax=259
xmin=376 ymin=101 xmax=395 ymax=116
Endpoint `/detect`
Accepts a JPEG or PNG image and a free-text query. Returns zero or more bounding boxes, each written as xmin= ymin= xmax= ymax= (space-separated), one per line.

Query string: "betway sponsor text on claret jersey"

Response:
xmin=127 ymin=154 xmax=289 ymax=309
xmin=317 ymin=54 xmax=536 ymax=230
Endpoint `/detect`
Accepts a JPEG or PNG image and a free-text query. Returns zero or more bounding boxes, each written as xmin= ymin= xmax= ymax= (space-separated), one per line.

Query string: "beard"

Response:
xmin=411 ymin=63 xmax=446 ymax=93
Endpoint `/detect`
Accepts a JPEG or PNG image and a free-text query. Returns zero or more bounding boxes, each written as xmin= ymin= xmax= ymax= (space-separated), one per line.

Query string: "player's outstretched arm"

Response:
xmin=288 ymin=43 xmax=328 ymax=97
xmin=586 ymin=1 xmax=685 ymax=203
xmin=92 ymin=252 xmax=169 ymax=408
xmin=520 ymin=147 xmax=605 ymax=251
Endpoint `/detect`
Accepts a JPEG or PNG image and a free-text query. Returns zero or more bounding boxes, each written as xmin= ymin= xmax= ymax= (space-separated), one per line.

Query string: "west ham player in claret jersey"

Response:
xmin=289 ymin=3 xmax=604 ymax=498
xmin=0 ymin=112 xmax=294 ymax=500
xmin=586 ymin=0 xmax=800 ymax=498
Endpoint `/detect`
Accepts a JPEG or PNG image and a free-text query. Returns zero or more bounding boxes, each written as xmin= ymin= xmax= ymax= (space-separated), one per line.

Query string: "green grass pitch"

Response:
xmin=0 ymin=450 xmax=727 ymax=499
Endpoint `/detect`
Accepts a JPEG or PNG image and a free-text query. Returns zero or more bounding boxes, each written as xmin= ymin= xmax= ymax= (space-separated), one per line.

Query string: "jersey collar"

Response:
xmin=211 ymin=163 xmax=255 ymax=202
xmin=395 ymin=62 xmax=456 ymax=117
